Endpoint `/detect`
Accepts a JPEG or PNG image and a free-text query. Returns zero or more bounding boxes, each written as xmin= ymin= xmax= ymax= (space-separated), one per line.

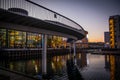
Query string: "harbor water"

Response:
xmin=0 ymin=52 xmax=120 ymax=80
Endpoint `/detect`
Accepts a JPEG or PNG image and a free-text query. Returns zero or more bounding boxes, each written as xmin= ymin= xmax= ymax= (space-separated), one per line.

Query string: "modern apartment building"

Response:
xmin=109 ymin=15 xmax=120 ymax=48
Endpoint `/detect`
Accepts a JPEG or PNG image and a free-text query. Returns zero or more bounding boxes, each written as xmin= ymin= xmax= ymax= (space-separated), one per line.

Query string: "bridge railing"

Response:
xmin=0 ymin=0 xmax=85 ymax=31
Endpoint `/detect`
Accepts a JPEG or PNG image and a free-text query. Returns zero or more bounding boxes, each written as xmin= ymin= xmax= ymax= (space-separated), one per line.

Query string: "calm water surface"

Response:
xmin=0 ymin=53 xmax=120 ymax=80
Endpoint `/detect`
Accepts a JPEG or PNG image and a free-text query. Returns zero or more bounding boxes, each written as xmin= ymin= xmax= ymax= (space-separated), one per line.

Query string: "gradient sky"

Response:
xmin=33 ymin=0 xmax=120 ymax=42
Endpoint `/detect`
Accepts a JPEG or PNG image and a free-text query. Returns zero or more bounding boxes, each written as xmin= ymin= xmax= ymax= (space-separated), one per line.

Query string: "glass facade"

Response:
xmin=0 ymin=29 xmax=6 ymax=48
xmin=0 ymin=28 xmax=42 ymax=48
xmin=27 ymin=33 xmax=41 ymax=48
xmin=8 ymin=30 xmax=26 ymax=48
xmin=0 ymin=28 xmax=67 ymax=48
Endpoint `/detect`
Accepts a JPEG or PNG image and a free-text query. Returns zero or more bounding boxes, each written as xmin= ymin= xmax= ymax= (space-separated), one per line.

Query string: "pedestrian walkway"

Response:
xmin=0 ymin=67 xmax=69 ymax=80
xmin=53 ymin=72 xmax=69 ymax=80
xmin=0 ymin=67 xmax=37 ymax=80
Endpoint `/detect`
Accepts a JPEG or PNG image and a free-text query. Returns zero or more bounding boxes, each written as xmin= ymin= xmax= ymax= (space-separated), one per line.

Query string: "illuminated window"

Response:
xmin=14 ymin=31 xmax=26 ymax=48
xmin=8 ymin=30 xmax=26 ymax=48
xmin=8 ymin=30 xmax=15 ymax=48
xmin=0 ymin=28 xmax=42 ymax=48
xmin=109 ymin=18 xmax=115 ymax=48
xmin=109 ymin=19 xmax=114 ymax=25
xmin=0 ymin=28 xmax=6 ymax=48
xmin=27 ymin=33 xmax=41 ymax=48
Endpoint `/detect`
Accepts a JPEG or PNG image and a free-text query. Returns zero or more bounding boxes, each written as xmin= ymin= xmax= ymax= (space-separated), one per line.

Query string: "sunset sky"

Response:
xmin=33 ymin=0 xmax=120 ymax=42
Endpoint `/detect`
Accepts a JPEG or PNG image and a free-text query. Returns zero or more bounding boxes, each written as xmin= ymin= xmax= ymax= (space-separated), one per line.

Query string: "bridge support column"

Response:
xmin=73 ymin=40 xmax=77 ymax=65
xmin=42 ymin=34 xmax=47 ymax=77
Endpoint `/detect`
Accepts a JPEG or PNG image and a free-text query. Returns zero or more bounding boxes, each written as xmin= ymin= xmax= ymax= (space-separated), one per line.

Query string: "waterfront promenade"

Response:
xmin=0 ymin=66 xmax=69 ymax=80
xmin=0 ymin=67 xmax=37 ymax=80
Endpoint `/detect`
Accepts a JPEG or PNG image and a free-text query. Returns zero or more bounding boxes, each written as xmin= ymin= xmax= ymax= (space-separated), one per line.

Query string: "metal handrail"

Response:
xmin=25 ymin=0 xmax=85 ymax=31
xmin=0 ymin=0 xmax=85 ymax=31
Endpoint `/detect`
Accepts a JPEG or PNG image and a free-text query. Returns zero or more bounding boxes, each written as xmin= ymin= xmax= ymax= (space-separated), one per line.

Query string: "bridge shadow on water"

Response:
xmin=66 ymin=59 xmax=84 ymax=80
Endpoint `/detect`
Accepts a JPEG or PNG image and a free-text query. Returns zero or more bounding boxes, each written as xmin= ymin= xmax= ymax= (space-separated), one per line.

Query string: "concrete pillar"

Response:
xmin=69 ymin=43 xmax=72 ymax=59
xmin=42 ymin=34 xmax=47 ymax=76
xmin=73 ymin=40 xmax=77 ymax=65
xmin=69 ymin=43 xmax=72 ymax=53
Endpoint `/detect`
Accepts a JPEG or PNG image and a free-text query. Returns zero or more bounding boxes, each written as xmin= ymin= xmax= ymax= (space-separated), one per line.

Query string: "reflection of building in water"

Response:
xmin=76 ymin=53 xmax=87 ymax=69
xmin=114 ymin=56 xmax=120 ymax=80
xmin=50 ymin=54 xmax=69 ymax=75
xmin=0 ymin=59 xmax=42 ymax=75
xmin=105 ymin=55 xmax=120 ymax=80
xmin=105 ymin=55 xmax=110 ymax=71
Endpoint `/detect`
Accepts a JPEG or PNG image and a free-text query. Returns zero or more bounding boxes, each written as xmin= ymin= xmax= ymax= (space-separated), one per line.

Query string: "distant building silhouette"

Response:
xmin=104 ymin=32 xmax=110 ymax=48
xmin=76 ymin=31 xmax=88 ymax=48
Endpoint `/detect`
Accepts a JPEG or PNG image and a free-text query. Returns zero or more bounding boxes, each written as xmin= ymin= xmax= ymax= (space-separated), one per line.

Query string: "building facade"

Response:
xmin=0 ymin=0 xmax=85 ymax=49
xmin=0 ymin=28 xmax=42 ymax=48
xmin=76 ymin=31 xmax=88 ymax=48
xmin=109 ymin=15 xmax=120 ymax=48
xmin=104 ymin=32 xmax=110 ymax=47
xmin=0 ymin=28 xmax=67 ymax=48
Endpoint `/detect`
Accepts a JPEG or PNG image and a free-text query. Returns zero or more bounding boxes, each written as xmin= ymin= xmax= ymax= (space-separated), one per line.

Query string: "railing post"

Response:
xmin=42 ymin=34 xmax=47 ymax=78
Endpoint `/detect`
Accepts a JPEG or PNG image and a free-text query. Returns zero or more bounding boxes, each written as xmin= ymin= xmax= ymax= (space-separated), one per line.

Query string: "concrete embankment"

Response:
xmin=92 ymin=48 xmax=120 ymax=55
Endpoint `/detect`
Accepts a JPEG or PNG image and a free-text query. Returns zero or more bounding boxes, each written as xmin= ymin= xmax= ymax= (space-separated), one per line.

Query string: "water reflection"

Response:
xmin=78 ymin=53 xmax=120 ymax=80
xmin=105 ymin=55 xmax=120 ymax=80
xmin=51 ymin=56 xmax=66 ymax=73
xmin=80 ymin=53 xmax=110 ymax=80
xmin=0 ymin=53 xmax=120 ymax=80
xmin=0 ymin=54 xmax=71 ymax=77
xmin=76 ymin=53 xmax=87 ymax=69
xmin=0 ymin=59 xmax=42 ymax=76
xmin=47 ymin=55 xmax=70 ymax=77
